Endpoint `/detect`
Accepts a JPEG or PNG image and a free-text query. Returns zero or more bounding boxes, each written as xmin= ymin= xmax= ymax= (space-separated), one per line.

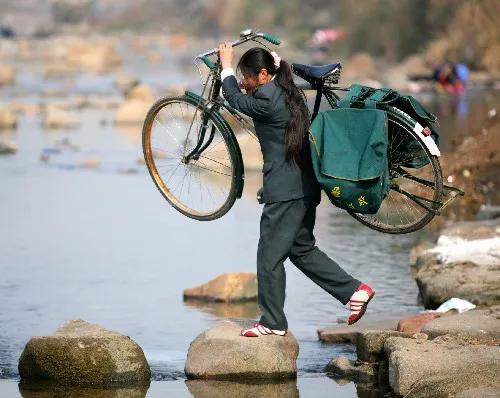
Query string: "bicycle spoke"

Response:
xmin=144 ymin=98 xmax=237 ymax=218
xmin=351 ymin=112 xmax=442 ymax=233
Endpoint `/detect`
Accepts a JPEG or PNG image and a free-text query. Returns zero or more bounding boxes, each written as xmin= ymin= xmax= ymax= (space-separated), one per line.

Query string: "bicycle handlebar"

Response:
xmin=196 ymin=29 xmax=281 ymax=61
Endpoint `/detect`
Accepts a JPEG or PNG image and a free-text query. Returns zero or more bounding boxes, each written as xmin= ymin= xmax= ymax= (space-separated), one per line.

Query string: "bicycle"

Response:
xmin=142 ymin=29 xmax=463 ymax=234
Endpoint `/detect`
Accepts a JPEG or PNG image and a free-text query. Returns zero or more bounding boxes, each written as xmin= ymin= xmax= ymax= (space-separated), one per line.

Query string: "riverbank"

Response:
xmin=321 ymin=207 xmax=500 ymax=397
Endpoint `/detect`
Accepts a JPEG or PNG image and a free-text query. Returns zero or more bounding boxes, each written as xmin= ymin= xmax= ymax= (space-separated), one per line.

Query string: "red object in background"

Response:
xmin=422 ymin=127 xmax=431 ymax=137
xmin=312 ymin=28 xmax=345 ymax=46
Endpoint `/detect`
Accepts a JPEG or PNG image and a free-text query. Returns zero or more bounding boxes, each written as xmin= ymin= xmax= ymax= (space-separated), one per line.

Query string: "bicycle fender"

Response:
xmin=414 ymin=122 xmax=440 ymax=156
xmin=184 ymin=91 xmax=245 ymax=199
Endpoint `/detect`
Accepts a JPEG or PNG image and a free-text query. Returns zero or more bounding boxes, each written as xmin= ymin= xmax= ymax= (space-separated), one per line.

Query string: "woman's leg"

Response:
xmin=257 ymin=198 xmax=309 ymax=330
xmin=289 ymin=195 xmax=361 ymax=305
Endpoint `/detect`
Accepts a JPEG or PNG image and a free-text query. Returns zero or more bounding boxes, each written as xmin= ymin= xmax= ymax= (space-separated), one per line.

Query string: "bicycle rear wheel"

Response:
xmin=348 ymin=106 xmax=443 ymax=234
xmin=142 ymin=95 xmax=243 ymax=221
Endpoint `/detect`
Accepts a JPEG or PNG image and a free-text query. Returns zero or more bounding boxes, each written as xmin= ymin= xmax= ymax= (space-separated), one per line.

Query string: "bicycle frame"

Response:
xmin=182 ymin=28 xmax=350 ymax=163
xmin=184 ymin=31 xmax=462 ymax=217
xmin=185 ymin=62 xmax=348 ymax=159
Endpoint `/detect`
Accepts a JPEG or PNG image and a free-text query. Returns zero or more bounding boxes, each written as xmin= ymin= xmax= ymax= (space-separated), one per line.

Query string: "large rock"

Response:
xmin=115 ymin=100 xmax=151 ymax=125
xmin=457 ymin=387 xmax=500 ymax=398
xmin=413 ymin=221 xmax=500 ymax=308
xmin=183 ymin=272 xmax=257 ymax=303
xmin=317 ymin=312 xmax=410 ymax=343
xmin=384 ymin=336 xmax=500 ymax=396
xmin=126 ymin=85 xmax=154 ymax=104
xmin=326 ymin=356 xmax=378 ymax=383
xmin=115 ymin=74 xmax=139 ymax=96
xmin=66 ymin=41 xmax=121 ymax=74
xmin=184 ymin=321 xmax=298 ymax=380
xmin=0 ymin=64 xmax=15 ymax=86
xmin=475 ymin=205 xmax=500 ymax=221
xmin=356 ymin=330 xmax=414 ymax=363
xmin=0 ymin=105 xmax=17 ymax=129
xmin=18 ymin=319 xmax=151 ymax=387
xmin=421 ymin=307 xmax=500 ymax=345
xmin=439 ymin=220 xmax=500 ymax=241
xmin=0 ymin=140 xmax=17 ymax=154
xmin=416 ymin=260 xmax=500 ymax=308
xmin=43 ymin=106 xmax=79 ymax=129
xmin=114 ymin=84 xmax=155 ymax=125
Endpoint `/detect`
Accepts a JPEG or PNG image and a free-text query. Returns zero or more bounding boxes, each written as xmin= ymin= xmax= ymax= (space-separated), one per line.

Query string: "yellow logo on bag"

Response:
xmin=358 ymin=195 xmax=368 ymax=206
xmin=347 ymin=202 xmax=355 ymax=209
xmin=330 ymin=186 xmax=341 ymax=198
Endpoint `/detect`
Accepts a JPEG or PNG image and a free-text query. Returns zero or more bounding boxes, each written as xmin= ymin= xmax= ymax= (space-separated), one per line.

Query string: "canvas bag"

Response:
xmin=338 ymin=84 xmax=440 ymax=168
xmin=309 ymin=108 xmax=390 ymax=214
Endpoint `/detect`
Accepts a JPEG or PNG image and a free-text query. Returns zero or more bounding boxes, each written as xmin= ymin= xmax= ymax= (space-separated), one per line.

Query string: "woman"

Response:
xmin=218 ymin=42 xmax=374 ymax=337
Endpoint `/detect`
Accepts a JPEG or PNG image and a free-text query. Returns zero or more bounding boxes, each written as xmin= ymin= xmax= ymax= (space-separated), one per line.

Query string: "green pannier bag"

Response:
xmin=309 ymin=108 xmax=390 ymax=214
xmin=338 ymin=84 xmax=440 ymax=169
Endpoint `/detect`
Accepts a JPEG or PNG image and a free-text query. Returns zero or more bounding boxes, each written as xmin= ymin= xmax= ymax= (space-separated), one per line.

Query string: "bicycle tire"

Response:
xmin=142 ymin=95 xmax=243 ymax=221
xmin=347 ymin=105 xmax=443 ymax=234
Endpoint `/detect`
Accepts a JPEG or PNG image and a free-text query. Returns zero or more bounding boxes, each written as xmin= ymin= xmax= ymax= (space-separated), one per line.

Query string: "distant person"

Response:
xmin=218 ymin=42 xmax=374 ymax=337
xmin=433 ymin=62 xmax=468 ymax=94
xmin=310 ymin=27 xmax=345 ymax=65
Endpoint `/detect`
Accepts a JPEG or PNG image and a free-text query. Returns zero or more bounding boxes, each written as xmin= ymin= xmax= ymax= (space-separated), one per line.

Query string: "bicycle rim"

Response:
xmin=142 ymin=96 xmax=239 ymax=221
xmin=348 ymin=108 xmax=443 ymax=234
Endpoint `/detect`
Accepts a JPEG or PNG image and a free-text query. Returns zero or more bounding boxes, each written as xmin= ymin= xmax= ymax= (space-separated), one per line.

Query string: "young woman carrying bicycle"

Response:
xmin=218 ymin=42 xmax=374 ymax=337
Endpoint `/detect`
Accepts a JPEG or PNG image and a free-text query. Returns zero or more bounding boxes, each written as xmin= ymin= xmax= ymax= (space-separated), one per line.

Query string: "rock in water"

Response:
xmin=115 ymin=84 xmax=155 ymax=125
xmin=421 ymin=307 xmax=500 ymax=345
xmin=18 ymin=319 xmax=151 ymax=387
xmin=384 ymin=336 xmax=500 ymax=396
xmin=183 ymin=272 xmax=257 ymax=302
xmin=0 ymin=140 xmax=17 ymax=154
xmin=326 ymin=356 xmax=378 ymax=382
xmin=356 ymin=330 xmax=413 ymax=362
xmin=413 ymin=220 xmax=500 ymax=308
xmin=0 ymin=105 xmax=17 ymax=129
xmin=0 ymin=64 xmax=15 ymax=86
xmin=184 ymin=321 xmax=298 ymax=380
xmin=115 ymin=99 xmax=151 ymax=125
xmin=43 ymin=106 xmax=78 ymax=129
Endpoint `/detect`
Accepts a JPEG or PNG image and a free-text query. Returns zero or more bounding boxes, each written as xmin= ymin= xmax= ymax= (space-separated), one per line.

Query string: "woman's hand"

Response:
xmin=218 ymin=42 xmax=233 ymax=70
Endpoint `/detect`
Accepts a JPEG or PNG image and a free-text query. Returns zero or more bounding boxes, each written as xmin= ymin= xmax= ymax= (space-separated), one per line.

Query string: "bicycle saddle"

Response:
xmin=291 ymin=63 xmax=341 ymax=84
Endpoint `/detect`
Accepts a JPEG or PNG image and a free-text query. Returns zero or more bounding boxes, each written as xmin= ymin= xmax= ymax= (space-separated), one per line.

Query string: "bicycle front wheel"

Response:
xmin=348 ymin=106 xmax=443 ymax=234
xmin=142 ymin=95 xmax=243 ymax=221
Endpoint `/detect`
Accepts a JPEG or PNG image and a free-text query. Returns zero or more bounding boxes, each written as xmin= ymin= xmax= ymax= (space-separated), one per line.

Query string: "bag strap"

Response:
xmin=338 ymin=84 xmax=366 ymax=108
xmin=365 ymin=88 xmax=398 ymax=109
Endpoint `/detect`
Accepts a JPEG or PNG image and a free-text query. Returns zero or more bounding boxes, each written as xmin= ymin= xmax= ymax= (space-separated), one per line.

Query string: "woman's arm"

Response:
xmin=219 ymin=42 xmax=272 ymax=120
xmin=221 ymin=74 xmax=272 ymax=120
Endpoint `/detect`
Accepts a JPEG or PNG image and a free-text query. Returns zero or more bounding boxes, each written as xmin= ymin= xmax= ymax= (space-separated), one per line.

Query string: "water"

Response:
xmin=1 ymin=48 xmax=498 ymax=396
xmin=0 ymin=105 xmax=423 ymax=396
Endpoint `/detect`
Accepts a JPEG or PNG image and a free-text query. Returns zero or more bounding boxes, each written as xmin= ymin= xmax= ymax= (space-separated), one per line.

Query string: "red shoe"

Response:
xmin=347 ymin=283 xmax=375 ymax=325
xmin=240 ymin=323 xmax=287 ymax=337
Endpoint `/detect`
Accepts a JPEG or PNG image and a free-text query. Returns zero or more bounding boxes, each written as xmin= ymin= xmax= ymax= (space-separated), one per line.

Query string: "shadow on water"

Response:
xmin=185 ymin=378 xmax=299 ymax=397
xmin=183 ymin=299 xmax=260 ymax=319
xmin=18 ymin=381 xmax=149 ymax=398
xmin=12 ymin=376 xmax=393 ymax=398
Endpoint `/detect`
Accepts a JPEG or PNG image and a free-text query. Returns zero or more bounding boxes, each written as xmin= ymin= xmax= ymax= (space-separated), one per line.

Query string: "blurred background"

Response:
xmin=0 ymin=1 xmax=499 ymax=397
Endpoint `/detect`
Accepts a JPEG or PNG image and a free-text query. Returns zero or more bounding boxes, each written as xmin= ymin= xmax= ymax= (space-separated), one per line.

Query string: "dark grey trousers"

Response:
xmin=257 ymin=193 xmax=361 ymax=330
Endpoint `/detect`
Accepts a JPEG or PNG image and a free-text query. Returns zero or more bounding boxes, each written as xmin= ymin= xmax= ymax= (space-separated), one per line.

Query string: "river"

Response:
xmin=0 ymin=47 xmax=498 ymax=397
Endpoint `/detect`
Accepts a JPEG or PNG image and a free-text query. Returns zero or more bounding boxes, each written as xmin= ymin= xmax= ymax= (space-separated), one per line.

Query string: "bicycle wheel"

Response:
xmin=142 ymin=95 xmax=243 ymax=221
xmin=348 ymin=106 xmax=443 ymax=234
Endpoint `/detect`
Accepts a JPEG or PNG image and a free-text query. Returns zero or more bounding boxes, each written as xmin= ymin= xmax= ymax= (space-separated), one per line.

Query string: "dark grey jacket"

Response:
xmin=222 ymin=75 xmax=320 ymax=203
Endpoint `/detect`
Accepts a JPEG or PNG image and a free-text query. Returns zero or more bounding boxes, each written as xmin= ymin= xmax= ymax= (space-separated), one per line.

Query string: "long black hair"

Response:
xmin=237 ymin=47 xmax=311 ymax=168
